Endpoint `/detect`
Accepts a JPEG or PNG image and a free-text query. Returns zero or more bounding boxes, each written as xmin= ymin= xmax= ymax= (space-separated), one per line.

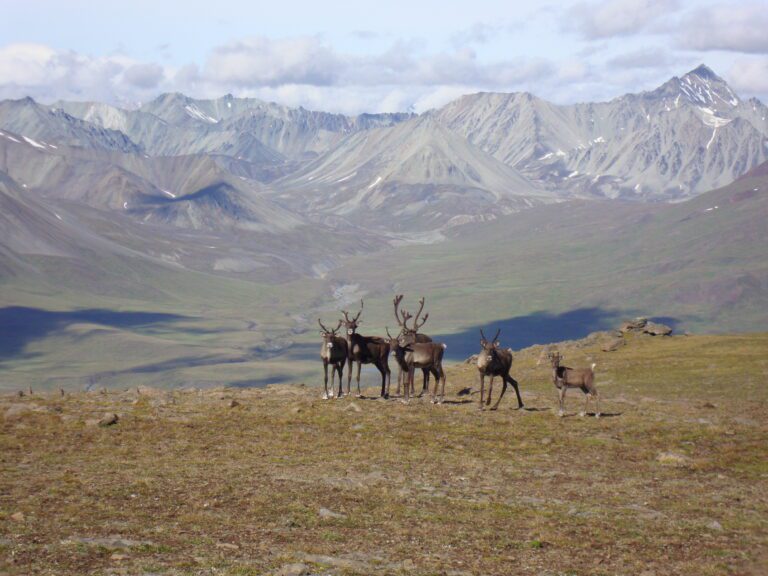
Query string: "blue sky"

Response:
xmin=1 ymin=0 xmax=766 ymax=113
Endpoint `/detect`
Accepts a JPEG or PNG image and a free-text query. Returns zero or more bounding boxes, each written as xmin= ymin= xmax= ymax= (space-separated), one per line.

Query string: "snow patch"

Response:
xmin=54 ymin=213 xmax=62 ymax=221
xmin=706 ymin=128 xmax=717 ymax=150
xmin=161 ymin=189 xmax=176 ymax=199
xmin=123 ymin=202 xmax=129 ymax=209
xmin=184 ymin=104 xmax=218 ymax=124
xmin=705 ymin=206 xmax=719 ymax=212
xmin=335 ymin=171 xmax=357 ymax=183
xmin=367 ymin=176 xmax=383 ymax=189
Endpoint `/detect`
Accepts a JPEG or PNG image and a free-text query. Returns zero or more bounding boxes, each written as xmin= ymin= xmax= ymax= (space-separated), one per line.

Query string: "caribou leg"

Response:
xmin=355 ymin=361 xmax=362 ymax=397
xmin=507 ymin=375 xmax=524 ymax=409
xmin=438 ymin=366 xmax=447 ymax=404
xmin=421 ymin=369 xmax=429 ymax=397
xmin=486 ymin=376 xmax=494 ymax=406
xmin=491 ymin=377 xmax=508 ymax=410
xmin=336 ymin=362 xmax=344 ymax=398
xmin=479 ymin=373 xmax=485 ymax=410
xmin=322 ymin=360 xmax=330 ymax=399
xmin=558 ymin=387 xmax=566 ymax=417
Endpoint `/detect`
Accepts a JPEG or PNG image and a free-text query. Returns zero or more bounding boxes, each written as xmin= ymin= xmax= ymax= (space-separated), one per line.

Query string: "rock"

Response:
xmin=656 ymin=452 xmax=689 ymax=466
xmin=620 ymin=317 xmax=647 ymax=333
xmin=540 ymin=437 xmax=552 ymax=446
xmin=216 ymin=542 xmax=240 ymax=551
xmin=110 ymin=553 xmax=129 ymax=561
xmin=4 ymin=404 xmax=33 ymax=421
xmin=228 ymin=399 xmax=240 ymax=408
xmin=10 ymin=512 xmax=25 ymax=523
xmin=707 ymin=520 xmax=723 ymax=531
xmin=602 ymin=338 xmax=625 ymax=352
xmin=702 ymin=402 xmax=716 ymax=409
xmin=464 ymin=354 xmax=478 ymax=364
xmin=275 ymin=563 xmax=310 ymax=576
xmin=290 ymin=406 xmax=303 ymax=414
xmin=644 ymin=322 xmax=672 ymax=336
xmin=345 ymin=402 xmax=362 ymax=413
xmin=62 ymin=536 xmax=154 ymax=549
xmin=318 ymin=507 xmax=346 ymax=519
xmin=99 ymin=413 xmax=119 ymax=427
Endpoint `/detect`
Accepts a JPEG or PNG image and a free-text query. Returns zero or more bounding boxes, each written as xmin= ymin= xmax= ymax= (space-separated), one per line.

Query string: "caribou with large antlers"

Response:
xmin=395 ymin=297 xmax=447 ymax=404
xmin=340 ymin=299 xmax=391 ymax=398
xmin=388 ymin=295 xmax=432 ymax=397
xmin=476 ymin=328 xmax=524 ymax=410
xmin=318 ymin=319 xmax=348 ymax=399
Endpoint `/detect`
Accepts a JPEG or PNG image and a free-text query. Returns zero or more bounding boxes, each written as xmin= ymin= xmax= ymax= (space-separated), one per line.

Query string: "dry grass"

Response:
xmin=2 ymin=332 xmax=767 ymax=575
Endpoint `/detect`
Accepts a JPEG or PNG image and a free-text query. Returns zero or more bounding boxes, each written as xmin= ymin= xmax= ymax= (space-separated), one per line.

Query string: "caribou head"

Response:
xmin=394 ymin=295 xmax=429 ymax=348
xmin=340 ymin=299 xmax=364 ymax=337
xmin=477 ymin=328 xmax=502 ymax=371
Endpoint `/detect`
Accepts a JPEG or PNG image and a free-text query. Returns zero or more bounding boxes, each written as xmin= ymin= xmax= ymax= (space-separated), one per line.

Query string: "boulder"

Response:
xmin=602 ymin=338 xmax=625 ymax=352
xmin=644 ymin=322 xmax=672 ymax=336
xmin=619 ymin=317 xmax=647 ymax=333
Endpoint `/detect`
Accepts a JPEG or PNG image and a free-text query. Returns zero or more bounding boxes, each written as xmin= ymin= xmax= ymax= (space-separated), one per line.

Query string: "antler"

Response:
xmin=386 ymin=326 xmax=394 ymax=339
xmin=412 ymin=297 xmax=428 ymax=331
xmin=333 ymin=319 xmax=342 ymax=334
xmin=480 ymin=328 xmax=487 ymax=343
xmin=318 ymin=318 xmax=330 ymax=333
xmin=492 ymin=328 xmax=501 ymax=344
xmin=393 ymin=295 xmax=405 ymax=327
xmin=352 ymin=299 xmax=364 ymax=322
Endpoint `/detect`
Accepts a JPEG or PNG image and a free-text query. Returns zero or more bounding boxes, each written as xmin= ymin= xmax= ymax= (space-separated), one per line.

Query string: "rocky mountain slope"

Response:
xmin=434 ymin=65 xmax=768 ymax=200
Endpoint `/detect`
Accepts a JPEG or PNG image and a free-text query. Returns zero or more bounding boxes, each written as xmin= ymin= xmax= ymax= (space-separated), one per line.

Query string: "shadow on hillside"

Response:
xmin=434 ymin=307 xmax=681 ymax=361
xmin=0 ymin=306 xmax=195 ymax=361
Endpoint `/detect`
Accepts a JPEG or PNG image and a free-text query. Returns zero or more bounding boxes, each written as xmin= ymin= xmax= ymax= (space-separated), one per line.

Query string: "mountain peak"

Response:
xmin=686 ymin=64 xmax=719 ymax=81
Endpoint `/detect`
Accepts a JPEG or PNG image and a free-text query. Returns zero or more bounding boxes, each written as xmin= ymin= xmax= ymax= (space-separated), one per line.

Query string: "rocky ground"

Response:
xmin=1 ymin=331 xmax=767 ymax=575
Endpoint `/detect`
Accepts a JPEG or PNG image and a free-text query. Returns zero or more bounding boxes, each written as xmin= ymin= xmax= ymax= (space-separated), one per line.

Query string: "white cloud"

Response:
xmin=680 ymin=3 xmax=768 ymax=54
xmin=727 ymin=58 xmax=768 ymax=99
xmin=565 ymin=0 xmax=680 ymax=39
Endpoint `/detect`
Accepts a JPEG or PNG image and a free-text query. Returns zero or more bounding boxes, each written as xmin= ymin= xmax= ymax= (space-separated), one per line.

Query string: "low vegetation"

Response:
xmin=2 ymin=332 xmax=767 ymax=575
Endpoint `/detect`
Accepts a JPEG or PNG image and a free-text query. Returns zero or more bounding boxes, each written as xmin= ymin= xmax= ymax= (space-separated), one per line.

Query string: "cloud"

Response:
xmin=565 ymin=0 xmax=679 ymax=39
xmin=449 ymin=22 xmax=509 ymax=48
xmin=203 ymin=36 xmax=342 ymax=87
xmin=727 ymin=58 xmax=768 ymax=99
xmin=606 ymin=48 xmax=680 ymax=70
xmin=123 ymin=63 xmax=165 ymax=89
xmin=680 ymin=3 xmax=768 ymax=54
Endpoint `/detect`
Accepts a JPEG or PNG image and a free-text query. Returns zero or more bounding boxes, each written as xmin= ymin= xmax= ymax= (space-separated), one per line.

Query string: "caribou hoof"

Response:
xmin=579 ymin=411 xmax=586 ymax=417
xmin=558 ymin=410 xmax=565 ymax=418
xmin=490 ymin=406 xmax=498 ymax=411
xmin=322 ymin=393 xmax=329 ymax=400
xmin=595 ymin=412 xmax=602 ymax=419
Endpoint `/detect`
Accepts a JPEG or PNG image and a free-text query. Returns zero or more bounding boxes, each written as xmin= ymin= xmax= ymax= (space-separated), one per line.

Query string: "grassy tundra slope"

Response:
xmin=2 ymin=332 xmax=767 ymax=575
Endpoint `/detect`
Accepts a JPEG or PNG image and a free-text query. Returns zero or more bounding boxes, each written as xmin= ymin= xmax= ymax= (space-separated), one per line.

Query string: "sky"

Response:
xmin=0 ymin=0 xmax=766 ymax=114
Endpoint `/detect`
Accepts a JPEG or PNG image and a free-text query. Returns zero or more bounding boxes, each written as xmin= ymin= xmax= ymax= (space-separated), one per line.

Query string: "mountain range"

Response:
xmin=0 ymin=64 xmax=767 ymax=389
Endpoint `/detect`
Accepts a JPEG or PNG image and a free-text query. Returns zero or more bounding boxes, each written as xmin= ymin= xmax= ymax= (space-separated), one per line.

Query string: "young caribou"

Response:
xmin=318 ymin=319 xmax=348 ymax=399
xmin=476 ymin=328 xmax=524 ymax=410
xmin=547 ymin=351 xmax=600 ymax=417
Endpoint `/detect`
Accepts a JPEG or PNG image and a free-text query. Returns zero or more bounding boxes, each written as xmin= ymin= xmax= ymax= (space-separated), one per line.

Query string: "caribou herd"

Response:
xmin=319 ymin=295 xmax=602 ymax=416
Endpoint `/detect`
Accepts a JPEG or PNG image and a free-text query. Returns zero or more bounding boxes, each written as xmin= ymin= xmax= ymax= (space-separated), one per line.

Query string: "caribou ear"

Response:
xmin=494 ymin=341 xmax=500 ymax=348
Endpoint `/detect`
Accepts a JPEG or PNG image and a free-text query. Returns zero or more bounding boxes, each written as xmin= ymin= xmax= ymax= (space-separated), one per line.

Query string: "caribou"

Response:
xmin=476 ymin=328 xmax=524 ymax=410
xmin=387 ymin=295 xmax=432 ymax=397
xmin=340 ymin=300 xmax=392 ymax=398
xmin=395 ymin=297 xmax=447 ymax=404
xmin=318 ymin=319 xmax=348 ymax=399
xmin=547 ymin=351 xmax=600 ymax=417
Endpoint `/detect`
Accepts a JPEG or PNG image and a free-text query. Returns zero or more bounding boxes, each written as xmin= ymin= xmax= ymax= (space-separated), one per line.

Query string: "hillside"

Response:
xmin=2 ymin=332 xmax=767 ymax=575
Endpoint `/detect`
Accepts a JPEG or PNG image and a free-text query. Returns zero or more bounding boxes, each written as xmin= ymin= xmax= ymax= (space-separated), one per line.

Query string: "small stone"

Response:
xmin=345 ymin=402 xmax=362 ymax=413
xmin=291 ymin=406 xmax=303 ymax=414
xmin=216 ymin=542 xmax=240 ymax=551
xmin=643 ymin=321 xmax=672 ymax=336
xmin=110 ymin=553 xmax=129 ymax=561
xmin=657 ymin=452 xmax=689 ymax=466
xmin=275 ymin=563 xmax=310 ymax=576
xmin=228 ymin=399 xmax=240 ymax=408
xmin=541 ymin=437 xmax=552 ymax=446
xmin=98 ymin=413 xmax=119 ymax=427
xmin=318 ymin=507 xmax=346 ymax=519
xmin=707 ymin=520 xmax=723 ymax=531
xmin=10 ymin=512 xmax=25 ymax=523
